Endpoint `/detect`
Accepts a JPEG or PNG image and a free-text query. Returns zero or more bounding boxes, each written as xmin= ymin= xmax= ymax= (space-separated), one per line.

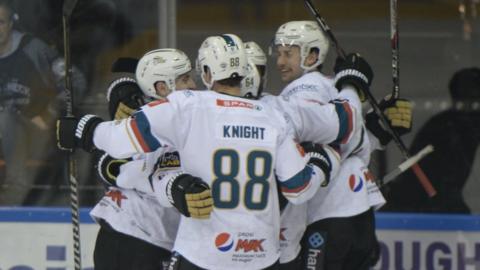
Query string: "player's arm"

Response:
xmin=275 ymin=136 xmax=340 ymax=205
xmin=56 ymin=96 xmax=181 ymax=159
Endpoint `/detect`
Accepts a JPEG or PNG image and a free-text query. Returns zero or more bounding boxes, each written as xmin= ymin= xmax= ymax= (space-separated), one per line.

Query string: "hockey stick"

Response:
xmin=303 ymin=0 xmax=437 ymax=197
xmin=62 ymin=0 xmax=82 ymax=269
xmin=382 ymin=144 xmax=434 ymax=184
xmin=390 ymin=0 xmax=400 ymax=99
xmin=388 ymin=0 xmax=436 ymax=195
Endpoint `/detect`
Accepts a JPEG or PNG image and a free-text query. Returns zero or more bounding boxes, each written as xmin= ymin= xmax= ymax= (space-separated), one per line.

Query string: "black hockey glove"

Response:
xmin=366 ymin=97 xmax=412 ymax=146
xmin=107 ymin=77 xmax=146 ymax=120
xmin=56 ymin=114 xmax=103 ymax=152
xmin=301 ymin=142 xmax=333 ymax=187
xmin=334 ymin=53 xmax=374 ymax=102
xmin=96 ymin=152 xmax=132 ymax=187
xmin=166 ymin=173 xmax=213 ymax=219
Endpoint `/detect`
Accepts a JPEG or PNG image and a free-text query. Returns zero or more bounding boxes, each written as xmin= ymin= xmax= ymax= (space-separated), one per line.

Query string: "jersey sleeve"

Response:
xmin=274 ymin=135 xmax=321 ymax=204
xmin=278 ymin=96 xmax=357 ymax=146
xmin=94 ymin=93 xmax=188 ymax=158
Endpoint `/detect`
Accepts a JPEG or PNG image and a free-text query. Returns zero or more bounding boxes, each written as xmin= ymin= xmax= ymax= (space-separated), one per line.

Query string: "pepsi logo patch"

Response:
xmin=348 ymin=175 xmax=363 ymax=192
xmin=215 ymin=233 xmax=234 ymax=252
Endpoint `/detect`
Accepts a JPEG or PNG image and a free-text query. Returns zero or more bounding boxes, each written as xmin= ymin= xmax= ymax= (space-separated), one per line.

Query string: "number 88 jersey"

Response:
xmin=94 ymin=90 xmax=323 ymax=270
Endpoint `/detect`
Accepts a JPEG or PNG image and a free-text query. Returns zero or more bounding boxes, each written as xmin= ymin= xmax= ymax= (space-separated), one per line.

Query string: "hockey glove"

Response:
xmin=300 ymin=142 xmax=335 ymax=187
xmin=334 ymin=53 xmax=374 ymax=102
xmin=166 ymin=173 xmax=213 ymax=219
xmin=96 ymin=152 xmax=132 ymax=187
xmin=56 ymin=114 xmax=103 ymax=152
xmin=107 ymin=77 xmax=146 ymax=120
xmin=366 ymin=97 xmax=412 ymax=146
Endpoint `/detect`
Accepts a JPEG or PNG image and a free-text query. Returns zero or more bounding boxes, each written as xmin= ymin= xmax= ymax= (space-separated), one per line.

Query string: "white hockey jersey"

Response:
xmin=271 ymin=71 xmax=385 ymax=262
xmin=92 ymin=90 xmax=325 ymax=270
xmin=90 ymin=148 xmax=181 ymax=250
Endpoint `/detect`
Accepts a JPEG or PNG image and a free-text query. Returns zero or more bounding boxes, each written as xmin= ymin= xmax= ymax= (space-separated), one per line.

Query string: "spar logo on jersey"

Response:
xmin=216 ymin=99 xmax=262 ymax=111
xmin=215 ymin=233 xmax=234 ymax=252
xmin=348 ymin=174 xmax=364 ymax=192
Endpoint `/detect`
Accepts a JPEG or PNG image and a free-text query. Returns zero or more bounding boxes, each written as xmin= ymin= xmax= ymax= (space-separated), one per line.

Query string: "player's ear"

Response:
xmin=304 ymin=49 xmax=319 ymax=67
xmin=203 ymin=68 xmax=212 ymax=85
xmin=154 ymin=81 xmax=170 ymax=98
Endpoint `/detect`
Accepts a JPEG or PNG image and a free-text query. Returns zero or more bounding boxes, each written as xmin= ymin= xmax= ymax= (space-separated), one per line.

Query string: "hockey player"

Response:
xmin=90 ymin=48 xmax=200 ymax=270
xmin=241 ymin=41 xmax=268 ymax=98
xmin=272 ymin=21 xmax=412 ymax=270
xmin=57 ymin=34 xmax=344 ymax=270
xmin=242 ymin=39 xmax=393 ymax=269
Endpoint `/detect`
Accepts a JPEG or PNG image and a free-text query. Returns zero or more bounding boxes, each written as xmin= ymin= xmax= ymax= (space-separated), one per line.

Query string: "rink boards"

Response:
xmin=0 ymin=208 xmax=479 ymax=270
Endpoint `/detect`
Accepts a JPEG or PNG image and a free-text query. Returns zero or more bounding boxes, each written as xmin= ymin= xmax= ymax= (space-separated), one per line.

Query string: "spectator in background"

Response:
xmin=382 ymin=67 xmax=480 ymax=214
xmin=0 ymin=0 xmax=85 ymax=205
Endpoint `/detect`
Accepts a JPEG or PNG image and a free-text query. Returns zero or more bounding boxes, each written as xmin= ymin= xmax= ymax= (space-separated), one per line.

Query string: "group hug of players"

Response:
xmin=56 ymin=20 xmax=413 ymax=270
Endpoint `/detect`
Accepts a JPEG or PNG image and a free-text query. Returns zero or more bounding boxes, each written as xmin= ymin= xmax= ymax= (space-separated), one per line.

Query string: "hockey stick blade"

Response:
xmin=382 ymin=144 xmax=434 ymax=184
xmin=63 ymin=0 xmax=78 ymax=18
xmin=111 ymin=57 xmax=139 ymax=73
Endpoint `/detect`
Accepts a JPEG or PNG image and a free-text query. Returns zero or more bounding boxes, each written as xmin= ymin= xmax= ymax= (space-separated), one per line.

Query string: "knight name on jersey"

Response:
xmin=216 ymin=122 xmax=275 ymax=144
xmin=224 ymin=125 xmax=265 ymax=140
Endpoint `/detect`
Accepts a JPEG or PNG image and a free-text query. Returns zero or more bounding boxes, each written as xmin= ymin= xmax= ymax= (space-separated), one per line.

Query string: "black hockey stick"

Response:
xmin=303 ymin=0 xmax=436 ymax=197
xmin=390 ymin=0 xmax=400 ymax=99
xmin=62 ymin=0 xmax=82 ymax=269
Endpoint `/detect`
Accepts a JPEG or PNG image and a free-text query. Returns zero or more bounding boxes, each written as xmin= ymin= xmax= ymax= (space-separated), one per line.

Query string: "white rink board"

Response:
xmin=0 ymin=207 xmax=98 ymax=270
xmin=0 ymin=208 xmax=479 ymax=269
xmin=374 ymin=213 xmax=480 ymax=270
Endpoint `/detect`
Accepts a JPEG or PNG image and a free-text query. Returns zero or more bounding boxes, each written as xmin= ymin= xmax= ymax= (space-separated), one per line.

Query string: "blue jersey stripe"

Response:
xmin=131 ymin=111 xmax=161 ymax=152
xmin=333 ymin=101 xmax=353 ymax=144
xmin=280 ymin=166 xmax=313 ymax=193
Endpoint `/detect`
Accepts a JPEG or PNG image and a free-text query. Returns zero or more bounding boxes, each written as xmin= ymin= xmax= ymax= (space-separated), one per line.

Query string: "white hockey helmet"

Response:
xmin=241 ymin=59 xmax=262 ymax=98
xmin=245 ymin=41 xmax=267 ymax=97
xmin=244 ymin=41 xmax=267 ymax=66
xmin=274 ymin=20 xmax=330 ymax=71
xmin=135 ymin=48 xmax=192 ymax=99
xmin=196 ymin=34 xmax=248 ymax=89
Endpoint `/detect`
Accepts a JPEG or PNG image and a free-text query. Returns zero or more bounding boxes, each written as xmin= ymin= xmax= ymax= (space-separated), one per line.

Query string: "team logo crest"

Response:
xmin=348 ymin=175 xmax=363 ymax=192
xmin=215 ymin=233 xmax=234 ymax=252
xmin=157 ymin=151 xmax=181 ymax=170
